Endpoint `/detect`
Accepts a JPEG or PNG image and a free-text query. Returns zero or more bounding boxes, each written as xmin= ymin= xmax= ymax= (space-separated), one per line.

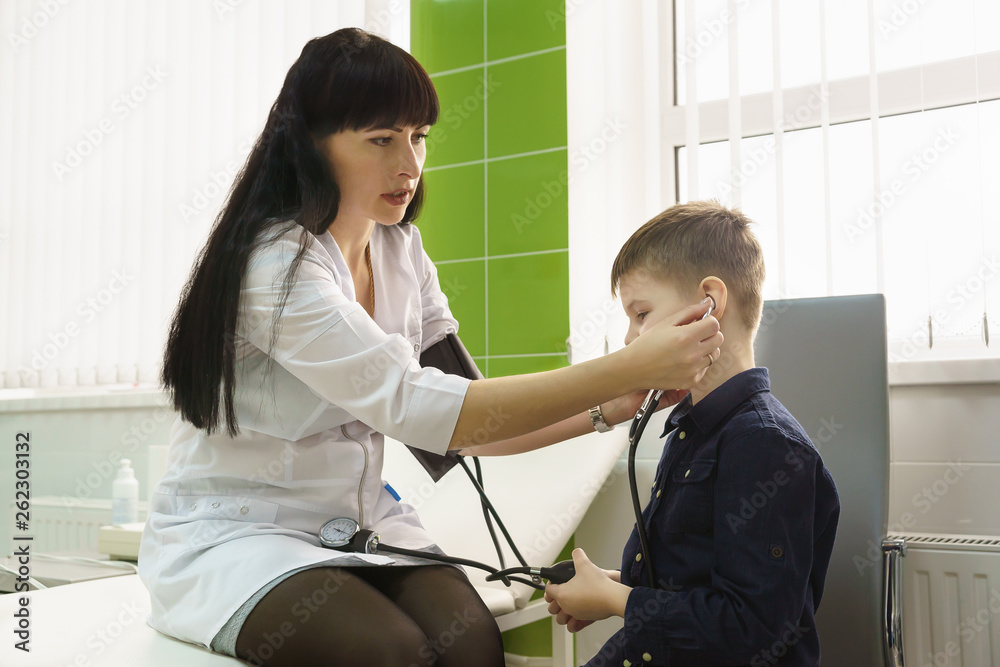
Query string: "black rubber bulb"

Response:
xmin=539 ymin=560 xmax=576 ymax=584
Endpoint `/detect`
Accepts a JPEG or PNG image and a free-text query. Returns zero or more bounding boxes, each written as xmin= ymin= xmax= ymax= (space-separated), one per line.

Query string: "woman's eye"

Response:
xmin=413 ymin=133 xmax=428 ymax=143
xmin=371 ymin=137 xmax=391 ymax=146
xmin=637 ymin=312 xmax=648 ymax=321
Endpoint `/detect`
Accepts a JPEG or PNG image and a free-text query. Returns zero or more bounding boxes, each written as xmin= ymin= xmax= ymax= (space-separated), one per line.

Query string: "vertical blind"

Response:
xmin=566 ymin=0 xmax=676 ymax=364
xmin=0 ymin=0 xmax=409 ymax=389
xmin=675 ymin=0 xmax=1000 ymax=359
xmin=566 ymin=0 xmax=1000 ymax=363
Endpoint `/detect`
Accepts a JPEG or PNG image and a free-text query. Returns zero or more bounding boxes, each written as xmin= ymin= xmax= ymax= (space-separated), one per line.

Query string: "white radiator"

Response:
xmin=894 ymin=533 xmax=1000 ymax=667
xmin=9 ymin=495 xmax=148 ymax=554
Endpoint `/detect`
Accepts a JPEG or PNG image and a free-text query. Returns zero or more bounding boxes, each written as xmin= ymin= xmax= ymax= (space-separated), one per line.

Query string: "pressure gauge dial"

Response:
xmin=319 ymin=517 xmax=380 ymax=554
xmin=319 ymin=517 xmax=360 ymax=549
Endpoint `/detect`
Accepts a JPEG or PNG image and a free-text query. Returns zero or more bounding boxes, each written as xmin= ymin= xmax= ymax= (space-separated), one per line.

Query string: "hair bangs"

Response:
xmin=308 ymin=36 xmax=439 ymax=137
xmin=611 ymin=201 xmax=766 ymax=332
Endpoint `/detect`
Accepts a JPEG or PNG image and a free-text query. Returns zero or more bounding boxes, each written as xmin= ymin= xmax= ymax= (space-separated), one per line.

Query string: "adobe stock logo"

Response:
xmin=843 ymin=126 xmax=959 ymax=243
xmin=17 ymin=269 xmax=136 ymax=379
xmin=51 ymin=66 xmax=168 ymax=181
xmin=7 ymin=0 xmax=71 ymax=54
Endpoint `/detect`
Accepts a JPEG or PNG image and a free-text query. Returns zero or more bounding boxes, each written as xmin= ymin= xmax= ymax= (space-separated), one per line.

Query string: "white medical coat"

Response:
xmin=137 ymin=222 xmax=472 ymax=648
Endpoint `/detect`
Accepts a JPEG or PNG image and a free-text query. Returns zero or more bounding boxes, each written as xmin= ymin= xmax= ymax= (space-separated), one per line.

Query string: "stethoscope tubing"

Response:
xmin=320 ymin=301 xmax=714 ymax=593
xmin=628 ymin=298 xmax=715 ymax=590
xmin=376 ymin=542 xmax=543 ymax=589
xmin=629 ymin=389 xmax=664 ymax=589
xmin=320 ymin=455 xmax=564 ymax=591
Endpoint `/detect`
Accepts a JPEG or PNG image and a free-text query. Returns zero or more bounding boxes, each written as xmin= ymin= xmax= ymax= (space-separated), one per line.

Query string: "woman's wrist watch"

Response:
xmin=589 ymin=404 xmax=614 ymax=433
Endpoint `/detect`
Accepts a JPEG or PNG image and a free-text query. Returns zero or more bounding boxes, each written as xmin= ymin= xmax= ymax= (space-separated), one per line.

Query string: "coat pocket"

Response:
xmin=658 ymin=458 xmax=716 ymax=535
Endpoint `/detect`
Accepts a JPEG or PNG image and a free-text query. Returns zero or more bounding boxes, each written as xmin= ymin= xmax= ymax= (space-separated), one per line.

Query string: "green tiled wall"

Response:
xmin=412 ymin=0 xmax=569 ymax=382
xmin=411 ymin=0 xmax=570 ymax=658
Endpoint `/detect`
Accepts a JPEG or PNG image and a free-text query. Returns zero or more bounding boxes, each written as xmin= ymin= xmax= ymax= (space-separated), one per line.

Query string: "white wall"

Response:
xmin=888 ymin=383 xmax=1000 ymax=537
xmin=0 ymin=391 xmax=174 ymax=552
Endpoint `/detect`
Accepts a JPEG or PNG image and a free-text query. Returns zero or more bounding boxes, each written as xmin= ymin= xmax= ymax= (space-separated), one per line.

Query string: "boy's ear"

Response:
xmin=698 ymin=276 xmax=727 ymax=322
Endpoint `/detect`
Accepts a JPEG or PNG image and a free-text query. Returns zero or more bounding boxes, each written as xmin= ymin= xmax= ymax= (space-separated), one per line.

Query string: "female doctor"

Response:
xmin=138 ymin=27 xmax=722 ymax=667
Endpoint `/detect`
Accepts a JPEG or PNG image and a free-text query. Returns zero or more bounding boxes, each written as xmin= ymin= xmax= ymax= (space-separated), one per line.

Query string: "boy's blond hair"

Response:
xmin=611 ymin=200 xmax=766 ymax=333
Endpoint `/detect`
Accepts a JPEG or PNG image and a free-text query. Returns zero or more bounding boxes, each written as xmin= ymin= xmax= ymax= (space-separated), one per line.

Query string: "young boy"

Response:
xmin=545 ymin=201 xmax=840 ymax=666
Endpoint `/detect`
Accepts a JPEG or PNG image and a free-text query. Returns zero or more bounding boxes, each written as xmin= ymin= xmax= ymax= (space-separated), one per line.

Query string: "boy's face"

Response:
xmin=619 ymin=270 xmax=696 ymax=346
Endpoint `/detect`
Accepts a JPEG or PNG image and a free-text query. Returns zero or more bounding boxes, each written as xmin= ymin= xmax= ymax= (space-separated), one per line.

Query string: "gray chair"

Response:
xmin=756 ymin=295 xmax=903 ymax=667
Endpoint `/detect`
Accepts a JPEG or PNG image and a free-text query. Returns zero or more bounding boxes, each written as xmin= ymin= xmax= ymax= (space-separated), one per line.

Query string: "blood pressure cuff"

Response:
xmin=406 ymin=333 xmax=484 ymax=482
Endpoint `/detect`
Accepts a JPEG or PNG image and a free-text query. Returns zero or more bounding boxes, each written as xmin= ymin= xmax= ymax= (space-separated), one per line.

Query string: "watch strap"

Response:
xmin=589 ymin=405 xmax=613 ymax=433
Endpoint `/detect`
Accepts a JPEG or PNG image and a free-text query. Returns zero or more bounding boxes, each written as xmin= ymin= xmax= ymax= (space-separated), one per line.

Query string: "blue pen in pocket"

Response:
xmin=384 ymin=482 xmax=401 ymax=501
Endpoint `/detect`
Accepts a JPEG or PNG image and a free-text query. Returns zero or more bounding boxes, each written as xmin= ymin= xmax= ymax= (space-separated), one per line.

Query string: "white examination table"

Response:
xmin=0 ymin=427 xmax=628 ymax=666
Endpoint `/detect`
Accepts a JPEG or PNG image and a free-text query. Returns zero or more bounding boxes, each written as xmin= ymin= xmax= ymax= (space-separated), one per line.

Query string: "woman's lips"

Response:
xmin=380 ymin=190 xmax=410 ymax=206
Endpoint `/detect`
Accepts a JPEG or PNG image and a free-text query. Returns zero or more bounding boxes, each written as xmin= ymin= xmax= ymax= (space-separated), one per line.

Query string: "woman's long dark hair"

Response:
xmin=162 ymin=28 xmax=439 ymax=437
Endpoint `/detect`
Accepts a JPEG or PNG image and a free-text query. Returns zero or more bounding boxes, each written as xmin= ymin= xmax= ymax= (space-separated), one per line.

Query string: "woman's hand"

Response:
xmin=600 ymin=388 xmax=688 ymax=427
xmin=544 ymin=549 xmax=631 ymax=631
xmin=449 ymin=300 xmax=719 ymax=450
xmin=621 ymin=299 xmax=722 ymax=393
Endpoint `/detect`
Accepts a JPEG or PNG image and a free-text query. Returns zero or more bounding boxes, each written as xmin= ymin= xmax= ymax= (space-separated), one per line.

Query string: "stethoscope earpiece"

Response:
xmin=702 ymin=296 xmax=716 ymax=319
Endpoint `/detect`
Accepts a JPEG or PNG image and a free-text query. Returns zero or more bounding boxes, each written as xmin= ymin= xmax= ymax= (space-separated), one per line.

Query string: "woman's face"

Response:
xmin=317 ymin=124 xmax=430 ymax=228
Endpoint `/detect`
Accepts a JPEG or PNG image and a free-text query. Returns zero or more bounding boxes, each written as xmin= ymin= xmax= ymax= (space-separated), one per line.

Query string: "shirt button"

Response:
xmin=211 ymin=502 xmax=220 ymax=508
xmin=189 ymin=503 xmax=197 ymax=511
xmin=623 ymin=661 xmax=631 ymax=667
xmin=240 ymin=505 xmax=250 ymax=515
xmin=635 ymin=553 xmax=642 ymax=562
xmin=678 ymin=431 xmax=686 ymax=439
xmin=414 ymin=343 xmax=420 ymax=352
xmin=643 ymin=653 xmax=653 ymax=662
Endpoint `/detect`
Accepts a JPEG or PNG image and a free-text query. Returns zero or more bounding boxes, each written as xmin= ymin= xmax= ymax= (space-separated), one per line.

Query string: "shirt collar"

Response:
xmin=661 ymin=367 xmax=771 ymax=437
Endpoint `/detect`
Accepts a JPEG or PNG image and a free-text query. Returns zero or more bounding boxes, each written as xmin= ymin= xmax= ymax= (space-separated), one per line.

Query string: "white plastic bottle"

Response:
xmin=112 ymin=459 xmax=139 ymax=525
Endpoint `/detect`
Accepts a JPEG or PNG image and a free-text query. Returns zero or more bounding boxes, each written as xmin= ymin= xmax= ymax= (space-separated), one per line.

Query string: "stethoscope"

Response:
xmin=318 ymin=297 xmax=714 ymax=591
xmin=318 ymin=456 xmax=575 ymax=590
xmin=628 ymin=296 xmax=714 ymax=589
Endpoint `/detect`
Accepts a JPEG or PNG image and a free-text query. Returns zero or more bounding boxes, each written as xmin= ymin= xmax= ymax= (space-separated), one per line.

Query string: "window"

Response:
xmin=0 ymin=0 xmax=408 ymax=390
xmin=672 ymin=0 xmax=1000 ymax=360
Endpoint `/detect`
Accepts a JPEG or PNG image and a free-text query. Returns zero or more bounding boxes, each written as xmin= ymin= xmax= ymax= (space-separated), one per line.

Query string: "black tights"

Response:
xmin=233 ymin=565 xmax=505 ymax=667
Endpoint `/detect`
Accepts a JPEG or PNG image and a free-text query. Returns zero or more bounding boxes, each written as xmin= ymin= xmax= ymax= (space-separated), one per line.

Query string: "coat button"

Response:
xmin=643 ymin=652 xmax=653 ymax=662
xmin=240 ymin=506 xmax=249 ymax=515
xmin=655 ymin=489 xmax=662 ymax=498
xmin=211 ymin=502 xmax=220 ymax=508
xmin=623 ymin=661 xmax=631 ymax=667
xmin=684 ymin=469 xmax=691 ymax=478
xmin=678 ymin=431 xmax=686 ymax=439
xmin=635 ymin=553 xmax=642 ymax=562
xmin=189 ymin=503 xmax=197 ymax=511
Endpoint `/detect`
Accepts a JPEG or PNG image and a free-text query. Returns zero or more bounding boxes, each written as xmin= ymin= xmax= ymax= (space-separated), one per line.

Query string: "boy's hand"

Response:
xmin=545 ymin=567 xmax=624 ymax=632
xmin=544 ymin=548 xmax=631 ymax=630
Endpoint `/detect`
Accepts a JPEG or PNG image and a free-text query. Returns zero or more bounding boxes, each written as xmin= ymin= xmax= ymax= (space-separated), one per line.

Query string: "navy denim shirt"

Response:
xmin=586 ymin=368 xmax=840 ymax=667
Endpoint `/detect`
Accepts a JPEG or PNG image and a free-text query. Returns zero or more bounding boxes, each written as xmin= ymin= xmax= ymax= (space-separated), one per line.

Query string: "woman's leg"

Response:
xmin=357 ymin=565 xmax=505 ymax=667
xmin=234 ymin=567 xmax=434 ymax=667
